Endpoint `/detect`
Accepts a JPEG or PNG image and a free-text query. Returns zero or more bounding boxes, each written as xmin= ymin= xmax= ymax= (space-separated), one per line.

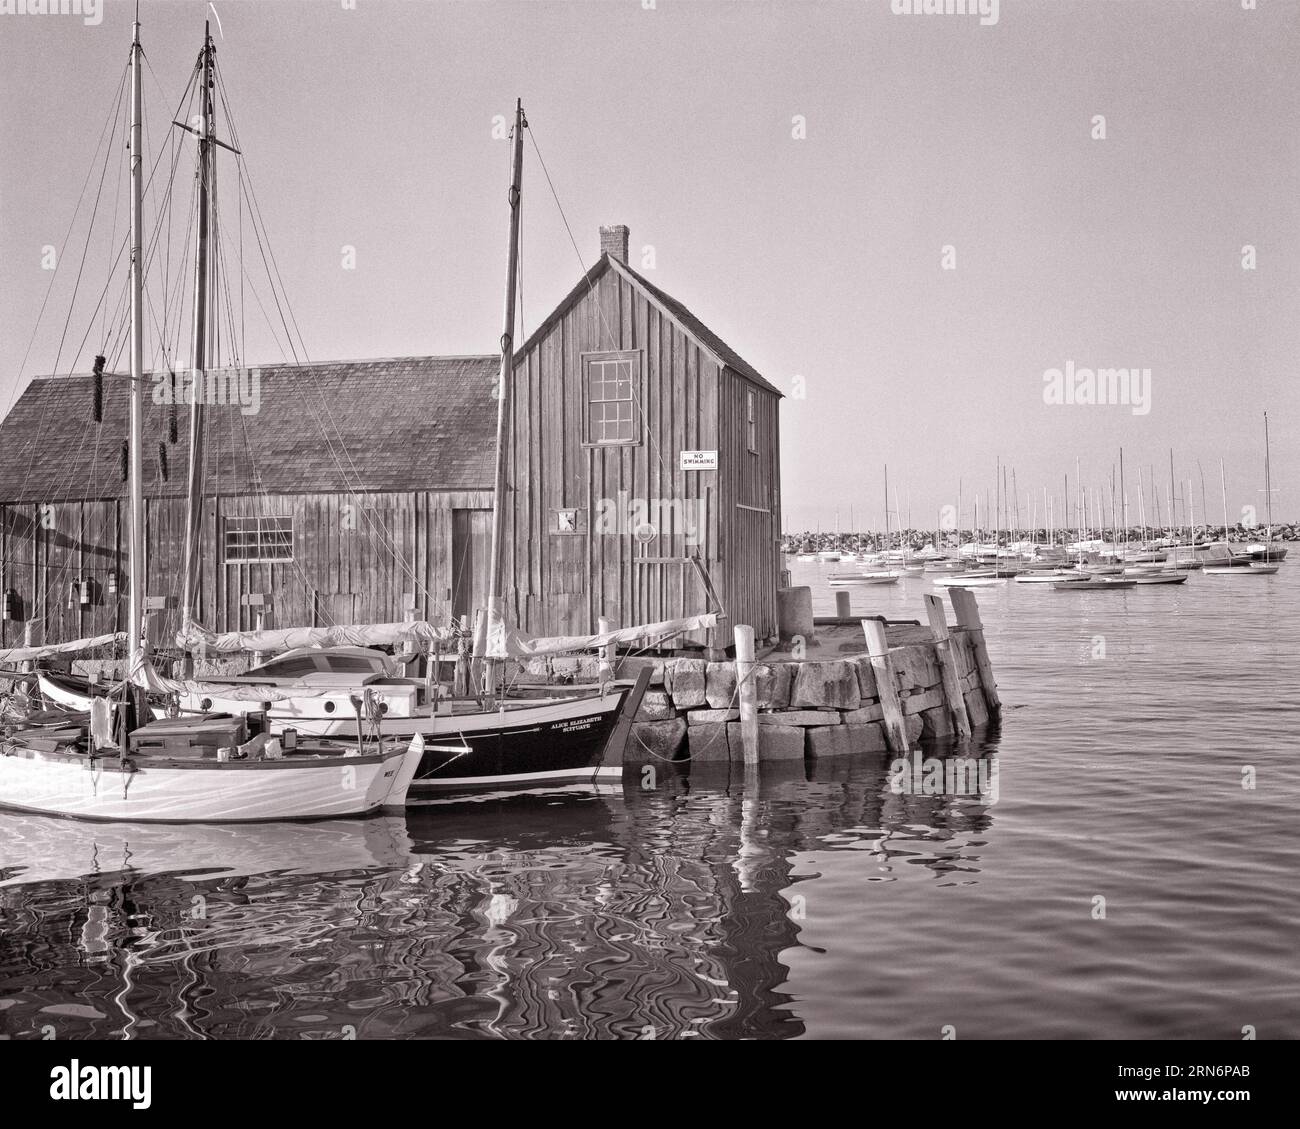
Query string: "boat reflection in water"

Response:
xmin=0 ymin=742 xmax=1000 ymax=1040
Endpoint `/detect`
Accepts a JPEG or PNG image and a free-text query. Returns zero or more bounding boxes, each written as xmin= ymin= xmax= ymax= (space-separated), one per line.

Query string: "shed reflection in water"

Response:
xmin=0 ymin=744 xmax=998 ymax=1040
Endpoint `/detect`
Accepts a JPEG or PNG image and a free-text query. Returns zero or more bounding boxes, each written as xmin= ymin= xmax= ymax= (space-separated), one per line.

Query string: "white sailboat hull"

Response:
xmin=0 ymin=744 xmax=422 ymax=823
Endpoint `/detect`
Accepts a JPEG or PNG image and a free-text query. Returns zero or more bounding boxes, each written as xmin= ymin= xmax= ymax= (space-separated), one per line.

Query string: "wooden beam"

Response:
xmin=923 ymin=593 xmax=972 ymax=739
xmin=862 ymin=618 xmax=910 ymax=752
xmin=948 ymin=587 xmax=1001 ymax=717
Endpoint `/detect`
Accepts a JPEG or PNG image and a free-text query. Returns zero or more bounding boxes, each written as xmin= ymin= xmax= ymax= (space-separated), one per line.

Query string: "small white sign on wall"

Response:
xmin=679 ymin=449 xmax=718 ymax=471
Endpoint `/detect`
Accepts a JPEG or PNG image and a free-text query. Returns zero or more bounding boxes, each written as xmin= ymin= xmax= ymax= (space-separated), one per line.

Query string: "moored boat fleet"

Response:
xmin=791 ymin=534 xmax=1288 ymax=592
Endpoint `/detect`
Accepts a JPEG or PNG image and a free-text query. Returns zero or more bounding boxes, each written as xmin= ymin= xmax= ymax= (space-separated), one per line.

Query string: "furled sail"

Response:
xmin=486 ymin=613 xmax=719 ymax=660
xmin=0 ymin=632 xmax=127 ymax=665
xmin=176 ymin=620 xmax=458 ymax=655
xmin=129 ymin=655 xmax=341 ymax=702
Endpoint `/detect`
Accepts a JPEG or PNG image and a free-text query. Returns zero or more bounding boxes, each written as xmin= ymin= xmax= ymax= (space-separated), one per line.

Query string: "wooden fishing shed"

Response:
xmin=503 ymin=225 xmax=784 ymax=644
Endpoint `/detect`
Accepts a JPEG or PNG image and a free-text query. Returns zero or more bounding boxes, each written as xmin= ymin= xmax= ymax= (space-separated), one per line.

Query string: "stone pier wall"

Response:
xmin=622 ymin=630 xmax=994 ymax=765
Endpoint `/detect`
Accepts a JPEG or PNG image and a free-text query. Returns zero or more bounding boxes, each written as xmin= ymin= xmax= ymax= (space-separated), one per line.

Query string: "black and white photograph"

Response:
xmin=0 ymin=0 xmax=1293 ymax=1106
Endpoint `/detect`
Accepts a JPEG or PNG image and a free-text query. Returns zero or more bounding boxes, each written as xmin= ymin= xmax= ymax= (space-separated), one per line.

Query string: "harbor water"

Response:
xmin=1 ymin=559 xmax=1297 ymax=1039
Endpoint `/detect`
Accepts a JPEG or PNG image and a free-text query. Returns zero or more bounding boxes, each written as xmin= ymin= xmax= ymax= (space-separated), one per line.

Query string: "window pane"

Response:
xmin=226 ymin=516 xmax=293 ymax=562
xmin=586 ymin=354 xmax=638 ymax=444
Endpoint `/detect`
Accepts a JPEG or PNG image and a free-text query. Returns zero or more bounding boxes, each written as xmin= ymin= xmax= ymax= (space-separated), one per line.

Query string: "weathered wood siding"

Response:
xmin=718 ymin=367 xmax=782 ymax=639
xmin=1 ymin=501 xmax=122 ymax=650
xmin=0 ymin=491 xmax=490 ymax=649
xmin=506 ymin=266 xmax=780 ymax=642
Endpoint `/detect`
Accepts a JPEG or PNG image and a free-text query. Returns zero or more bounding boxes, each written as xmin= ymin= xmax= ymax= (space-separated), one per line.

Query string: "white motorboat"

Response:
xmin=1013 ymin=570 xmax=1076 ymax=584
xmin=828 ymin=570 xmax=902 ymax=586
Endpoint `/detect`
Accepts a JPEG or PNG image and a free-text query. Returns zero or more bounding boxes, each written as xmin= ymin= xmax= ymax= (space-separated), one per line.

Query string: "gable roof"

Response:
xmin=515 ymin=254 xmax=781 ymax=398
xmin=0 ymin=355 xmax=498 ymax=503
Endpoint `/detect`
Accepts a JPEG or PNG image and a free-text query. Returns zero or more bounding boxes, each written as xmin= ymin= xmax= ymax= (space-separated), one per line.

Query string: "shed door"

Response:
xmin=451 ymin=509 xmax=492 ymax=623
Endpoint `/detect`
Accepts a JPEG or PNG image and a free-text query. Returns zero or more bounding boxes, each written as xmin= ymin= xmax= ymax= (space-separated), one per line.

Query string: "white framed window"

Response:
xmin=582 ymin=351 xmax=642 ymax=446
xmin=746 ymin=389 xmax=757 ymax=453
xmin=224 ymin=516 xmax=293 ymax=563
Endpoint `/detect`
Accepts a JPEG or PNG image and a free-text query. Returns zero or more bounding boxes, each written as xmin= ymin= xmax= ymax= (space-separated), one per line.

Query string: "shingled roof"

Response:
xmin=0 ymin=355 xmax=498 ymax=503
xmin=515 ymin=253 xmax=782 ymax=398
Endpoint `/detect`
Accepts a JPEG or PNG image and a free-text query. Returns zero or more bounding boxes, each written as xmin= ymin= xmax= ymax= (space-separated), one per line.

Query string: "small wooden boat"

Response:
xmin=1052 ymin=578 xmax=1137 ymax=591
xmin=0 ymin=713 xmax=425 ymax=823
xmin=1131 ymin=573 xmax=1188 ymax=585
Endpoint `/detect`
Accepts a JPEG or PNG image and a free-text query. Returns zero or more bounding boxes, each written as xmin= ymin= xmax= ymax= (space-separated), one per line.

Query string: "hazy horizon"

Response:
xmin=2 ymin=0 xmax=1296 ymax=529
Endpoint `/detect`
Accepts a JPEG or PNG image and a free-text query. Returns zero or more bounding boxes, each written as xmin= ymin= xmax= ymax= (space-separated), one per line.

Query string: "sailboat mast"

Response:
xmin=181 ymin=24 xmax=215 ymax=635
xmin=1119 ymin=447 xmax=1126 ymax=546
xmin=127 ymin=14 xmax=146 ymax=670
xmin=1220 ymin=459 xmax=1229 ymax=544
xmin=482 ymin=98 xmax=526 ymax=679
xmin=882 ymin=464 xmax=888 ymax=551
xmin=1169 ymin=448 xmax=1176 ymax=536
xmin=1264 ymin=411 xmax=1273 ymax=539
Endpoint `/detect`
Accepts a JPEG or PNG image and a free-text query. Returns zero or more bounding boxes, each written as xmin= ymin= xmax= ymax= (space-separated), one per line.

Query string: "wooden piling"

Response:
xmin=253 ymin=608 xmax=268 ymax=669
xmin=862 ymin=618 xmax=910 ymax=752
xmin=922 ymin=593 xmax=972 ymax=739
xmin=428 ymin=639 xmax=442 ymax=715
xmin=598 ymin=616 xmax=616 ymax=681
xmin=835 ymin=589 xmax=851 ymax=620
xmin=947 ymin=588 xmax=1001 ymax=717
xmin=454 ymin=614 xmax=471 ymax=698
xmin=734 ymin=624 xmax=758 ymax=765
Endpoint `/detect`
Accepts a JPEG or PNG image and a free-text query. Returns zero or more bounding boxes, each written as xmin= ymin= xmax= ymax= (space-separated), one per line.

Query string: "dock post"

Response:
xmin=862 ymin=618 xmax=910 ymax=752
xmin=454 ymin=615 xmax=471 ymax=698
xmin=598 ymin=616 xmax=616 ymax=682
xmin=21 ymin=620 xmax=34 ymax=674
xmin=835 ymin=589 xmax=851 ymax=620
xmin=734 ymin=624 xmax=758 ymax=765
xmin=470 ymin=608 xmax=486 ymax=698
xmin=923 ymin=593 xmax=972 ymax=739
xmin=948 ymin=588 xmax=1001 ymax=718
xmin=253 ymin=608 xmax=268 ymax=669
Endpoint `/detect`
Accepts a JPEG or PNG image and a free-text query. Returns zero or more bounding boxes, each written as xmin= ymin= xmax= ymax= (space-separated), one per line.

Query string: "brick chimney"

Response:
xmin=600 ymin=224 xmax=629 ymax=264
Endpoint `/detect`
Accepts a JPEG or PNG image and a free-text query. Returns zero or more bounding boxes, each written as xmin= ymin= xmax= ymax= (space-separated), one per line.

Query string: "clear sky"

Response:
xmin=2 ymin=0 xmax=1296 ymax=531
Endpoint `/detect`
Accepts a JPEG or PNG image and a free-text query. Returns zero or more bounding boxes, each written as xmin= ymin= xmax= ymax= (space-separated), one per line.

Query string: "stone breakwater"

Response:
xmin=615 ymin=627 xmax=997 ymax=766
